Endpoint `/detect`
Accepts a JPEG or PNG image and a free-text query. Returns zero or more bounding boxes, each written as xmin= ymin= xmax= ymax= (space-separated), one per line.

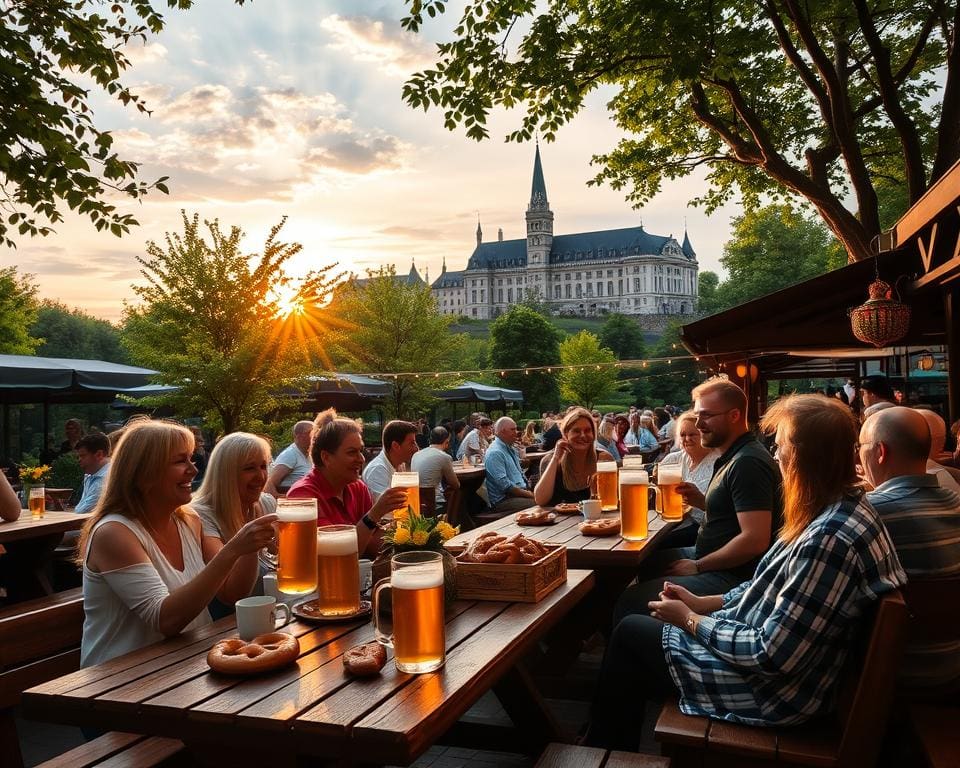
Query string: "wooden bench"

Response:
xmin=655 ymin=590 xmax=908 ymax=768
xmin=0 ymin=588 xmax=184 ymax=768
xmin=536 ymin=742 xmax=670 ymax=768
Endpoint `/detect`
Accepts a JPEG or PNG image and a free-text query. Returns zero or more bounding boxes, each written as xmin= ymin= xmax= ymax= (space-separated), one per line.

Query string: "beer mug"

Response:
xmin=374 ymin=551 xmax=445 ymax=674
xmin=28 ymin=486 xmax=46 ymax=520
xmin=390 ymin=471 xmax=420 ymax=521
xmin=654 ymin=464 xmax=684 ymax=521
xmin=272 ymin=498 xmax=318 ymax=595
xmin=621 ymin=455 xmax=646 ymax=470
xmin=594 ymin=461 xmax=619 ymax=511
xmin=316 ymin=525 xmax=360 ymax=616
xmin=619 ymin=469 xmax=649 ymax=541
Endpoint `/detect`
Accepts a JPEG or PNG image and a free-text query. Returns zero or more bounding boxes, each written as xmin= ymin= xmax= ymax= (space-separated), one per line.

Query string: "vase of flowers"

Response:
xmin=376 ymin=509 xmax=460 ymax=609
xmin=18 ymin=464 xmax=51 ymax=506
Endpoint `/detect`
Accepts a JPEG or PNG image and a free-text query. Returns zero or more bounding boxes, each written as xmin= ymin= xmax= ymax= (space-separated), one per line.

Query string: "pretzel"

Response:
xmin=207 ymin=632 xmax=299 ymax=675
xmin=343 ymin=642 xmax=387 ymax=677
xmin=553 ymin=502 xmax=581 ymax=515
xmin=458 ymin=532 xmax=550 ymax=564
xmin=515 ymin=510 xmax=557 ymax=526
xmin=579 ymin=518 xmax=621 ymax=537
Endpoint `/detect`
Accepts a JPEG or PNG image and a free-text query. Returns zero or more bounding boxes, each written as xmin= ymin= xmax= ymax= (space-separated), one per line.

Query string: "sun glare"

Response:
xmin=270 ymin=285 xmax=305 ymax=318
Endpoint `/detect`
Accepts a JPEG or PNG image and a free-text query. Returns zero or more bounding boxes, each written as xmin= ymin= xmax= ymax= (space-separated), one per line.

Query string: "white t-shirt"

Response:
xmin=456 ymin=429 xmax=487 ymax=459
xmin=411 ymin=445 xmax=458 ymax=503
xmin=362 ymin=450 xmax=395 ymax=501
xmin=273 ymin=442 xmax=311 ymax=489
xmin=194 ymin=492 xmax=278 ymax=540
xmin=927 ymin=459 xmax=960 ymax=493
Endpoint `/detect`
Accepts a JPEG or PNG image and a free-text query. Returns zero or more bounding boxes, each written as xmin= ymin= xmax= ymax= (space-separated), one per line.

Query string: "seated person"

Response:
xmin=456 ymin=418 xmax=493 ymax=461
xmin=410 ymin=426 xmax=460 ymax=513
xmin=540 ymin=416 xmax=562 ymax=452
xmin=624 ymin=412 xmax=659 ymax=452
xmin=861 ymin=406 xmax=960 ymax=693
xmin=362 ymin=420 xmax=419 ymax=500
xmin=520 ymin=420 xmax=539 ymax=447
xmin=614 ymin=378 xmax=782 ymax=623
xmin=264 ymin=420 xmax=313 ymax=497
xmin=192 ymin=433 xmax=278 ymax=619
xmin=287 ymin=409 xmax=406 ymax=556
xmin=587 ymin=394 xmax=906 ymax=750
xmin=915 ymin=408 xmax=960 ymax=492
xmin=447 ymin=419 xmax=467 ymax=459
xmin=535 ymin=407 xmax=615 ymax=506
xmin=0 ymin=472 xmax=18 ymax=522
xmin=77 ymin=421 xmax=276 ymax=667
xmin=595 ymin=418 xmax=622 ymax=463
xmin=483 ymin=417 xmax=536 ymax=516
xmin=75 ymin=433 xmax=111 ymax=513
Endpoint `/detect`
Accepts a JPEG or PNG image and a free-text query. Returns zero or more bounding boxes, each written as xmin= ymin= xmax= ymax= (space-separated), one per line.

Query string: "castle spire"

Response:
xmin=441 ymin=256 xmax=447 ymax=274
xmin=681 ymin=227 xmax=696 ymax=259
xmin=529 ymin=143 xmax=548 ymax=209
xmin=476 ymin=215 xmax=482 ymax=247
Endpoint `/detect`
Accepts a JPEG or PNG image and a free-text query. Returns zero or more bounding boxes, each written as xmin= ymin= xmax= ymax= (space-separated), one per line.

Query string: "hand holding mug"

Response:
xmin=675 ymin=482 xmax=705 ymax=511
xmin=227 ymin=514 xmax=279 ymax=557
xmin=370 ymin=487 xmax=409 ymax=523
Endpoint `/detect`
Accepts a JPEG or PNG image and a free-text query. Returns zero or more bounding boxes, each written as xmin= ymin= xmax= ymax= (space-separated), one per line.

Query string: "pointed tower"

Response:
xmin=441 ymin=256 xmax=447 ymax=274
xmin=525 ymin=142 xmax=554 ymax=303
xmin=476 ymin=217 xmax=482 ymax=247
xmin=681 ymin=228 xmax=696 ymax=259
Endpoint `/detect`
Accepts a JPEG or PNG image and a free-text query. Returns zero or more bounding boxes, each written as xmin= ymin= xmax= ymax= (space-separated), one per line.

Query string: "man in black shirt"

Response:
xmin=613 ymin=378 xmax=782 ymax=623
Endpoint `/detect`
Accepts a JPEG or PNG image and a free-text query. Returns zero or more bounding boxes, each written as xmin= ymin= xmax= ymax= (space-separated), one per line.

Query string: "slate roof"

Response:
xmin=353 ymin=262 xmax=426 ymax=288
xmin=431 ymin=269 xmax=466 ymax=289
xmin=682 ymin=230 xmax=696 ymax=258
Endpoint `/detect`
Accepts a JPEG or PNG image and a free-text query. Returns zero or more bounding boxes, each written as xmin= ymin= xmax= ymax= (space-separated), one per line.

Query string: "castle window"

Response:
xmin=472 ymin=308 xmax=477 ymax=316
xmin=634 ymin=278 xmax=640 ymax=292
xmin=472 ymin=290 xmax=477 ymax=303
xmin=586 ymin=271 xmax=592 ymax=279
xmin=618 ymin=279 xmax=622 ymax=294
xmin=618 ymin=268 xmax=623 ymax=277
xmin=480 ymin=290 xmax=485 ymax=302
xmin=607 ymin=270 xmax=613 ymax=277
xmin=497 ymin=279 xmax=502 ymax=286
xmin=608 ymin=281 xmax=614 ymax=296
xmin=508 ymin=288 xmax=513 ymax=302
xmin=576 ymin=272 xmax=582 ymax=280
xmin=554 ymin=285 xmax=561 ymax=299
xmin=498 ymin=288 xmax=503 ymax=303
xmin=597 ymin=283 xmax=603 ymax=297
xmin=633 ymin=266 xmax=639 ymax=274
xmin=565 ymin=284 xmax=572 ymax=298
xmin=565 ymin=272 xmax=571 ymax=281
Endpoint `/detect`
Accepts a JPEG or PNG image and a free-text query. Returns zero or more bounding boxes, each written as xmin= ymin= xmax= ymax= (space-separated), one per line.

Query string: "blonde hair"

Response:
xmin=559 ymin=407 xmax=598 ymax=489
xmin=673 ymin=410 xmax=698 ymax=450
xmin=191 ymin=432 xmax=271 ymax=541
xmin=76 ymin=420 xmax=195 ymax=562
xmin=521 ymin=420 xmax=538 ymax=446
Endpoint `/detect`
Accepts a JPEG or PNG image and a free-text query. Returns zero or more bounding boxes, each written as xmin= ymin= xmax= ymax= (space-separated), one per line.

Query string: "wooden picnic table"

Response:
xmin=0 ymin=510 xmax=91 ymax=600
xmin=23 ymin=569 xmax=596 ymax=767
xmin=0 ymin=510 xmax=91 ymax=545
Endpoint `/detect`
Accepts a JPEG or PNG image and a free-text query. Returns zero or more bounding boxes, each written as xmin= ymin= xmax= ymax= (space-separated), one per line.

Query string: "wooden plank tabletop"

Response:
xmin=24 ymin=569 xmax=595 ymax=767
xmin=452 ymin=465 xmax=485 ymax=481
xmin=0 ymin=510 xmax=91 ymax=544
xmin=446 ymin=506 xmax=677 ymax=570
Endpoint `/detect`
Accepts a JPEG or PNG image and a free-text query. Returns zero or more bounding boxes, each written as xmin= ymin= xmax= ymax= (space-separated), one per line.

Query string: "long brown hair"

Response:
xmin=559 ymin=407 xmax=598 ymax=489
xmin=760 ymin=394 xmax=859 ymax=543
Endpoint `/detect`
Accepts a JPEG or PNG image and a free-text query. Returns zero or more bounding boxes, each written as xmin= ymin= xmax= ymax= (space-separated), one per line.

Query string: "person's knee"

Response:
xmin=613 ymin=578 xmax=663 ymax=626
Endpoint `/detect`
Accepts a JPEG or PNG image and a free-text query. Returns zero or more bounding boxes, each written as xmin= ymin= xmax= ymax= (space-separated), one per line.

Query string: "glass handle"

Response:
xmin=652 ymin=485 xmax=663 ymax=517
xmin=273 ymin=603 xmax=291 ymax=630
xmin=373 ymin=580 xmax=394 ymax=647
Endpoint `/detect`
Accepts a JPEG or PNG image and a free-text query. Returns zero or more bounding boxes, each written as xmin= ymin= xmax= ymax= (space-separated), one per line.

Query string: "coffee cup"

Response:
xmin=579 ymin=499 xmax=602 ymax=520
xmin=235 ymin=595 xmax=291 ymax=640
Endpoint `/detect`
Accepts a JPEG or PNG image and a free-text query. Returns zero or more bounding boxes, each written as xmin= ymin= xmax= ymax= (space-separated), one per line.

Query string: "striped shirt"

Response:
xmin=867 ymin=474 xmax=960 ymax=690
xmin=663 ymin=496 xmax=906 ymax=726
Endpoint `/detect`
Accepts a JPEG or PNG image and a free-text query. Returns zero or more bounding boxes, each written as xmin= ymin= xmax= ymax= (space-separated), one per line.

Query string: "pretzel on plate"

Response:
xmin=578 ymin=518 xmax=621 ymax=537
xmin=515 ymin=510 xmax=556 ymax=526
xmin=207 ymin=632 xmax=299 ymax=675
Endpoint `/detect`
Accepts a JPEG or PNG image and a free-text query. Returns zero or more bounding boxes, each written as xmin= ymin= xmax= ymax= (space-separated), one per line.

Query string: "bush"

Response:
xmin=50 ymin=452 xmax=83 ymax=496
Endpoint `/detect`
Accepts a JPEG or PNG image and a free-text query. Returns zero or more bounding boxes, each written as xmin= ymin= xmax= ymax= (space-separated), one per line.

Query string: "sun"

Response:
xmin=269 ymin=285 xmax=305 ymax=318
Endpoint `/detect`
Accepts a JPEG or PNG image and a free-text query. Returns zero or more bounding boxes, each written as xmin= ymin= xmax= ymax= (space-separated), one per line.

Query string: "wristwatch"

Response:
xmin=360 ymin=513 xmax=377 ymax=531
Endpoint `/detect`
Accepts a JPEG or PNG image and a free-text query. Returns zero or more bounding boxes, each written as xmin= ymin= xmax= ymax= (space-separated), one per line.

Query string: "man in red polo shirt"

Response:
xmin=287 ymin=409 xmax=406 ymax=556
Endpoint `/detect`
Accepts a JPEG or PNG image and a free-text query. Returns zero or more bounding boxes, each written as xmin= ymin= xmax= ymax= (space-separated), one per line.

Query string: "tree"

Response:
xmin=30 ymin=302 xmax=128 ymax=363
xmin=122 ymin=212 xmax=337 ymax=433
xmin=558 ymin=331 xmax=619 ymax=408
xmin=599 ymin=314 xmax=646 ymax=360
xmin=0 ymin=267 xmax=40 ymax=354
xmin=330 ymin=269 xmax=466 ymax=419
xmin=635 ymin=322 xmax=703 ymax=407
xmin=489 ymin=306 xmax=561 ymax=412
xmin=697 ymin=271 xmax=722 ymax=316
xmin=402 ymin=1 xmax=959 ymax=262
xmin=0 ymin=1 xmax=250 ymax=248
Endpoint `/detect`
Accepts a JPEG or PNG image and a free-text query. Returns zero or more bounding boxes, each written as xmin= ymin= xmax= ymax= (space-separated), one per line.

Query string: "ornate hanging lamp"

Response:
xmin=849 ymin=259 xmax=910 ymax=348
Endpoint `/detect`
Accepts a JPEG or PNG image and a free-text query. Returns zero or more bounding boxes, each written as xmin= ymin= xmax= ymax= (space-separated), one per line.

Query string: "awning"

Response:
xmin=0 ymin=355 xmax=161 ymax=404
xmin=434 ymin=380 xmax=524 ymax=403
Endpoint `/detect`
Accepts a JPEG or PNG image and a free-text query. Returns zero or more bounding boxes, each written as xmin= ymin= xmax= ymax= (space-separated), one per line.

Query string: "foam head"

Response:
xmin=317 ymin=526 xmax=358 ymax=556
xmin=596 ymin=461 xmax=618 ymax=473
xmin=392 ymin=563 xmax=444 ymax=590
xmin=619 ymin=469 xmax=649 ymax=485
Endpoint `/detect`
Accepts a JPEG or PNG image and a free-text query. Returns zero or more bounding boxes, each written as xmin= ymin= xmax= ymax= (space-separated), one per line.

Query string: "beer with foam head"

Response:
xmin=390 ymin=471 xmax=420 ymax=520
xmin=656 ymin=464 xmax=684 ymax=521
xmin=619 ymin=469 xmax=649 ymax=541
xmin=621 ymin=455 xmax=646 ymax=470
xmin=316 ymin=525 xmax=360 ymax=616
xmin=595 ymin=461 xmax=619 ymax=512
xmin=28 ymin=486 xmax=45 ymax=520
xmin=275 ymin=499 xmax=318 ymax=595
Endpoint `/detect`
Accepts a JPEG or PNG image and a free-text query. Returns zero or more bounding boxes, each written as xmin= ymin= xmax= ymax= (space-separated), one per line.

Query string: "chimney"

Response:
xmin=498 ymin=228 xmax=503 ymax=242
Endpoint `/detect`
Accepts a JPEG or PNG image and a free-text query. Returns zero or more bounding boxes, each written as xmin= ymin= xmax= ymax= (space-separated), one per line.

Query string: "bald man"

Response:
xmin=483 ymin=417 xmax=535 ymax=516
xmin=265 ymin=420 xmax=314 ymax=497
xmin=861 ymin=406 xmax=960 ymax=692
xmin=915 ymin=408 xmax=960 ymax=492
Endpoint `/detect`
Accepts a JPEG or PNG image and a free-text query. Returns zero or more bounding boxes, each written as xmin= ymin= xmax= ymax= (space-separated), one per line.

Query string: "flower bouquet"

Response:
xmin=19 ymin=464 xmax=51 ymax=485
xmin=378 ymin=508 xmax=460 ymax=607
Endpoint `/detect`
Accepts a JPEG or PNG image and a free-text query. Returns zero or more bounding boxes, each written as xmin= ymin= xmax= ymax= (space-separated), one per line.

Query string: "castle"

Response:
xmin=431 ymin=145 xmax=699 ymax=319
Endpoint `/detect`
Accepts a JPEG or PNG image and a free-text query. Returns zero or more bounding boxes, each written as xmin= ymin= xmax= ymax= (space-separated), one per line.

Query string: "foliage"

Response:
xmin=634 ymin=322 xmax=702 ymax=407
xmin=30 ymin=301 xmax=128 ymax=362
xmin=50 ymin=451 xmax=83 ymax=495
xmin=558 ymin=331 xmax=619 ymax=408
xmin=488 ymin=305 xmax=561 ymax=412
xmin=0 ymin=267 xmax=41 ymax=354
xmin=330 ymin=268 xmax=466 ymax=419
xmin=697 ymin=271 xmax=722 ymax=316
xmin=383 ymin=509 xmax=459 ymax=552
xmin=599 ymin=313 xmax=646 ymax=360
xmin=401 ymin=0 xmax=958 ymax=262
xmin=121 ymin=211 xmax=339 ymax=434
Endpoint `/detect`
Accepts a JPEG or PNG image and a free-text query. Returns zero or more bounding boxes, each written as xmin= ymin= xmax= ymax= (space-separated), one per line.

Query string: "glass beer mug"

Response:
xmin=654 ymin=464 xmax=684 ymax=521
xmin=594 ymin=461 xmax=619 ymax=512
xmin=316 ymin=525 xmax=360 ymax=616
xmin=619 ymin=469 xmax=649 ymax=541
xmin=266 ymin=498 xmax=318 ymax=595
xmin=390 ymin=471 xmax=420 ymax=521
xmin=374 ymin=551 xmax=445 ymax=673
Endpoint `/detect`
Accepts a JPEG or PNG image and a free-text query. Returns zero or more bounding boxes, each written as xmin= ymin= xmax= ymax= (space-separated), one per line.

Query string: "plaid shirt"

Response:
xmin=663 ymin=496 xmax=906 ymax=726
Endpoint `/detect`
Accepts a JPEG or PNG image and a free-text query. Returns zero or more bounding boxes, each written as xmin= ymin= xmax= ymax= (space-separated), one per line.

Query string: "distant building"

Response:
xmin=432 ymin=145 xmax=699 ymax=319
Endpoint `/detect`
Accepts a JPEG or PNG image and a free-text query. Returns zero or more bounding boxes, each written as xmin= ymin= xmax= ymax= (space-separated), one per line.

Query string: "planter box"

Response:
xmin=448 ymin=544 xmax=567 ymax=603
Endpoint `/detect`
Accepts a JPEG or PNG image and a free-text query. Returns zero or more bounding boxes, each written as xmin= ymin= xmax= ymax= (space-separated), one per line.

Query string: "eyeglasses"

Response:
xmin=694 ymin=408 xmax=735 ymax=422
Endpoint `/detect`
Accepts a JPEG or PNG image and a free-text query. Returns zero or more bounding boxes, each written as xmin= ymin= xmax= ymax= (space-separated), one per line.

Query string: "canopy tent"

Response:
xmin=0 ymin=355 xmax=160 ymax=405
xmin=434 ymin=380 xmax=524 ymax=406
xmin=299 ymin=374 xmax=391 ymax=413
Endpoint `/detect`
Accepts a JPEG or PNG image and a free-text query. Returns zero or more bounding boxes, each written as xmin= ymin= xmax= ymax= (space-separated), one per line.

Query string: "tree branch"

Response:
xmin=931 ymin=0 xmax=960 ymax=182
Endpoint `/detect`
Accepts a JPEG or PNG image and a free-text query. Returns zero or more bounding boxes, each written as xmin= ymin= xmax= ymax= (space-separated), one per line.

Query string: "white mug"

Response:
xmin=235 ymin=595 xmax=291 ymax=640
xmin=579 ymin=499 xmax=602 ymax=520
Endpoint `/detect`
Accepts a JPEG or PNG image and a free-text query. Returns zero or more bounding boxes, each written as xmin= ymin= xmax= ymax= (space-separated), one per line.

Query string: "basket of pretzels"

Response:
xmin=449 ymin=531 xmax=567 ymax=602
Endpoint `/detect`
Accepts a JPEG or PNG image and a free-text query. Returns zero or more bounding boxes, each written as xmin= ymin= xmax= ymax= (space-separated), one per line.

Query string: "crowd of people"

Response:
xmin=0 ymin=371 xmax=957 ymax=754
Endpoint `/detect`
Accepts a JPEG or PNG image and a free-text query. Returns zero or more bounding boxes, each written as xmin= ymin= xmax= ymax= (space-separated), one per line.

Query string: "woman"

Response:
xmin=189 ymin=425 xmax=209 ymax=485
xmin=595 ymin=417 xmax=622 ymax=462
xmin=612 ymin=415 xmax=630 ymax=458
xmin=587 ymin=394 xmax=905 ymax=750
xmin=287 ymin=408 xmax=407 ymax=556
xmin=520 ymin=420 xmax=539 ymax=447
xmin=534 ymin=407 xmax=615 ymax=506
xmin=191 ymin=432 xmax=277 ymax=619
xmin=624 ymin=412 xmax=655 ymax=452
xmin=77 ymin=421 xmax=276 ymax=667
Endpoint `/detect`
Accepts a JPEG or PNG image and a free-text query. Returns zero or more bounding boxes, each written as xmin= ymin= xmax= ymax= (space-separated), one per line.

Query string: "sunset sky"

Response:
xmin=8 ymin=0 xmax=742 ymax=322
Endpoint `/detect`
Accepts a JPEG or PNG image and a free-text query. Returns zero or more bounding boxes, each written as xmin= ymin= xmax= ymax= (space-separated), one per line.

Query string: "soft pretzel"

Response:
xmin=553 ymin=502 xmax=581 ymax=515
xmin=343 ymin=642 xmax=387 ymax=677
xmin=207 ymin=632 xmax=299 ymax=675
xmin=515 ymin=510 xmax=557 ymax=526
xmin=458 ymin=532 xmax=550 ymax=564
xmin=579 ymin=518 xmax=621 ymax=537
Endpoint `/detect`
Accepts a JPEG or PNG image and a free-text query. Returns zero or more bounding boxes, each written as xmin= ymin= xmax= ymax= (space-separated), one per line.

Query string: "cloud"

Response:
xmin=320 ymin=14 xmax=434 ymax=76
xmin=378 ymin=225 xmax=445 ymax=240
xmin=122 ymin=41 xmax=168 ymax=65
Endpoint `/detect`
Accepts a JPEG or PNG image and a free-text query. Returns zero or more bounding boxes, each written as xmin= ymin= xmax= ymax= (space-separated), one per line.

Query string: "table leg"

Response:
xmin=492 ymin=662 xmax=568 ymax=753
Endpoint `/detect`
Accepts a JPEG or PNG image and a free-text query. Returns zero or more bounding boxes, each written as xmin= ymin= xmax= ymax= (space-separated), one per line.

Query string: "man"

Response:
xmin=614 ymin=378 xmax=782 ymax=622
xmin=447 ymin=419 xmax=467 ymax=460
xmin=362 ymin=420 xmax=419 ymax=500
xmin=540 ymin=415 xmax=562 ymax=452
xmin=411 ymin=426 xmax=461 ymax=510
xmin=860 ymin=406 xmax=960 ymax=692
xmin=483 ymin=417 xmax=536 ymax=516
xmin=859 ymin=374 xmax=896 ymax=411
xmin=456 ymin=417 xmax=493 ymax=460
xmin=915 ymin=408 xmax=960 ymax=492
xmin=74 ymin=433 xmax=111 ymax=513
xmin=264 ymin=421 xmax=313 ymax=497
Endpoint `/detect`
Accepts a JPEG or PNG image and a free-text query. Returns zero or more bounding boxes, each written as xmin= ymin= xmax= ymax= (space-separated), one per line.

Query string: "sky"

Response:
xmin=8 ymin=0 xmax=741 ymax=322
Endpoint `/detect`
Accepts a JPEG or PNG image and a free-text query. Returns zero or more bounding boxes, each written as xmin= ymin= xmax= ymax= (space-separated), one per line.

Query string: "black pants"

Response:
xmin=585 ymin=614 xmax=679 ymax=751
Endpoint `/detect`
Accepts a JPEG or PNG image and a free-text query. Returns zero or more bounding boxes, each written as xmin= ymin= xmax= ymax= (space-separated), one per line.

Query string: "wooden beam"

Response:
xmin=893 ymin=158 xmax=960 ymax=248
xmin=947 ymin=286 xmax=959 ymax=427
xmin=918 ymin=222 xmax=939 ymax=272
xmin=912 ymin=255 xmax=960 ymax=291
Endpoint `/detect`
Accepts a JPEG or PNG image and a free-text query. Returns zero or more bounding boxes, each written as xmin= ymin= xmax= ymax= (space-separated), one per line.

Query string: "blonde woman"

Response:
xmin=77 ymin=421 xmax=276 ymax=667
xmin=595 ymin=417 xmax=622 ymax=462
xmin=535 ymin=407 xmax=615 ymax=506
xmin=191 ymin=432 xmax=278 ymax=618
xmin=521 ymin=420 xmax=539 ymax=447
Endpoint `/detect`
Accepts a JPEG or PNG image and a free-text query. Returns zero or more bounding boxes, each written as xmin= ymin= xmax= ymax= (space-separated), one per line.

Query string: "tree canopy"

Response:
xmin=402 ymin=0 xmax=958 ymax=262
xmin=599 ymin=313 xmax=646 ymax=360
xmin=30 ymin=301 xmax=128 ymax=363
xmin=558 ymin=331 xmax=619 ymax=408
xmin=0 ymin=267 xmax=40 ymax=355
xmin=489 ymin=305 xmax=561 ymax=412
xmin=121 ymin=211 xmax=337 ymax=433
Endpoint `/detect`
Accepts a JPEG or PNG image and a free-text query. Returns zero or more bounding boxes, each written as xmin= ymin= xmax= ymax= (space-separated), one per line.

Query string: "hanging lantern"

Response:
xmin=849 ymin=279 xmax=910 ymax=348
xmin=916 ymin=352 xmax=936 ymax=371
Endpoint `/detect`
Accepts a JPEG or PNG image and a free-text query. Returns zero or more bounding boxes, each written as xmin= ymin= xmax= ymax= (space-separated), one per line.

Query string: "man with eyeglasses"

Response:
xmin=614 ymin=378 xmax=783 ymax=623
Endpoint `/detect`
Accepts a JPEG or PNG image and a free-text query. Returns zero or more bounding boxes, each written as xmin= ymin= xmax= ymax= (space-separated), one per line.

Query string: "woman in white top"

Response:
xmin=191 ymin=432 xmax=277 ymax=618
xmin=77 ymin=421 xmax=276 ymax=667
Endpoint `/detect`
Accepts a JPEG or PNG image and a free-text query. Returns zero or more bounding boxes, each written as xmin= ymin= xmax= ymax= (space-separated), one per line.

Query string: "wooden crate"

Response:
xmin=449 ymin=544 xmax=567 ymax=602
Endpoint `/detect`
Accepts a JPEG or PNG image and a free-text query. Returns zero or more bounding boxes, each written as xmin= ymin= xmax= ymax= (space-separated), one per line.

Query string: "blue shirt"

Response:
xmin=484 ymin=438 xmax=527 ymax=507
xmin=75 ymin=462 xmax=109 ymax=513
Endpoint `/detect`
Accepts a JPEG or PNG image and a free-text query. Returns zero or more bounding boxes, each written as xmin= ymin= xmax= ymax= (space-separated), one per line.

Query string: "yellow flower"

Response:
xmin=411 ymin=530 xmax=429 ymax=546
xmin=436 ymin=521 xmax=457 ymax=541
xmin=393 ymin=528 xmax=411 ymax=545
